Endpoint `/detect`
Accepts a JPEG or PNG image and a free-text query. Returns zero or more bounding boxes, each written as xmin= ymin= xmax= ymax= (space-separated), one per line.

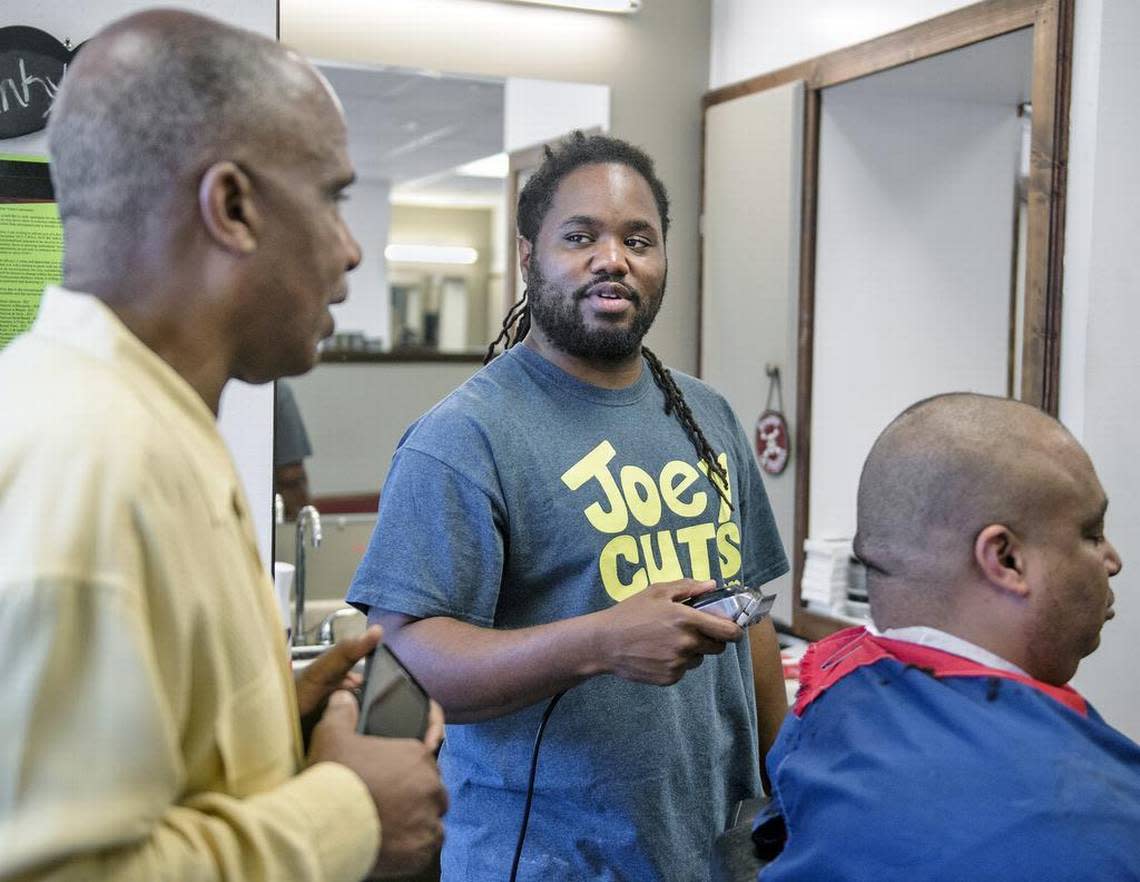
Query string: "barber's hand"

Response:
xmin=596 ymin=579 xmax=742 ymax=686
xmin=295 ymin=624 xmax=383 ymax=720
xmin=309 ymin=690 xmax=448 ymax=878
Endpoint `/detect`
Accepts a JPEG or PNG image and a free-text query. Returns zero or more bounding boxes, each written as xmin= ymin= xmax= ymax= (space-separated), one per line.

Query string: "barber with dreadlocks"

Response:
xmin=348 ymin=132 xmax=788 ymax=881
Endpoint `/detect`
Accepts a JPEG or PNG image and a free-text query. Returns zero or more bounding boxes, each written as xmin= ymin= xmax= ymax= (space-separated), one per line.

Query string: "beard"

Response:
xmin=525 ymin=258 xmax=666 ymax=363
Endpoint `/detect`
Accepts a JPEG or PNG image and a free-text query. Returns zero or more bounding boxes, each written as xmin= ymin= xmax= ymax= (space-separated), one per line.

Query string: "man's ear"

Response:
xmin=198 ymin=161 xmax=259 ymax=255
xmin=517 ymin=235 xmax=533 ymax=284
xmin=974 ymin=524 xmax=1030 ymax=598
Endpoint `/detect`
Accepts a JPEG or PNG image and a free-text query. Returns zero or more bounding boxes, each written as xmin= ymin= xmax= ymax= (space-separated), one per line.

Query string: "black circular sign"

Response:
xmin=0 ymin=26 xmax=82 ymax=140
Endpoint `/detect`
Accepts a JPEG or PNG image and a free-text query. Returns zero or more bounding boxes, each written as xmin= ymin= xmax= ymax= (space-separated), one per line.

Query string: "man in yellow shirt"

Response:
xmin=0 ymin=9 xmax=445 ymax=881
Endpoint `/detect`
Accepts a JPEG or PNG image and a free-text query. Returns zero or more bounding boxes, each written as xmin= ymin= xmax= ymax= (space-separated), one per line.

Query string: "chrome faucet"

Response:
xmin=292 ymin=505 xmax=322 ymax=646
xmin=317 ymin=607 xmax=362 ymax=646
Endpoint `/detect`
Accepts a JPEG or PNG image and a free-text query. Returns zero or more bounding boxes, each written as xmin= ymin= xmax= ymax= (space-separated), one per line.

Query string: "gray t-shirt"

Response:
xmin=274 ymin=380 xmax=312 ymax=467
xmin=349 ymin=344 xmax=788 ymax=881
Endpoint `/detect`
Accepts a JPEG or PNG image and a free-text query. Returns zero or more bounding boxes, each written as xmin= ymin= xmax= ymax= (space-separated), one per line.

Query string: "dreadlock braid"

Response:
xmin=485 ymin=300 xmax=734 ymax=511
xmin=641 ymin=346 xmax=734 ymax=511
xmin=484 ymin=290 xmax=530 ymax=364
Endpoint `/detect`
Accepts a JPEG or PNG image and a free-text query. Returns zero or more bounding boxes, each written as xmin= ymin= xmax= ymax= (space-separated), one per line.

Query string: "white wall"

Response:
xmin=291 ymin=362 xmax=479 ymax=495
xmin=810 ymin=88 xmax=1018 ymax=538
xmin=329 ymin=177 xmax=390 ymax=341
xmin=504 ymin=77 xmax=610 ymax=153
xmin=709 ymin=0 xmax=977 ymax=90
xmin=700 ymin=83 xmax=803 ymax=625
xmin=8 ymin=0 xmax=276 ymax=565
xmin=1062 ymin=0 xmax=1140 ymax=739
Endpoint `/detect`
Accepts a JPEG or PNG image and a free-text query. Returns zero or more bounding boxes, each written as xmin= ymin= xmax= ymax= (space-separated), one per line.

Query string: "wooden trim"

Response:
xmin=695 ymin=105 xmax=708 ymax=375
xmin=790 ymin=89 xmax=821 ymax=642
xmin=1044 ymin=0 xmax=1074 ymax=413
xmin=700 ymin=0 xmax=1073 ymax=641
xmin=312 ymin=493 xmax=380 ymax=515
xmin=319 ymin=349 xmax=484 ymax=364
xmin=1019 ymin=0 xmax=1072 ymax=414
xmin=704 ymin=0 xmax=1043 ymax=109
xmin=1008 ymin=175 xmax=1025 ymax=400
xmin=795 ymin=607 xmax=863 ymax=642
xmin=704 ymin=59 xmax=818 ymax=111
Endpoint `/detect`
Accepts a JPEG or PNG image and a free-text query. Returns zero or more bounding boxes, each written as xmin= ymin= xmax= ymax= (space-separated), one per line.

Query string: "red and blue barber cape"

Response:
xmin=756 ymin=627 xmax=1140 ymax=881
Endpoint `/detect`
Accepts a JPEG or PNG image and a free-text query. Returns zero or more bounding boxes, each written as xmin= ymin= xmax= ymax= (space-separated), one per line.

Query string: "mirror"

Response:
xmin=313 ymin=61 xmax=609 ymax=359
xmin=808 ymin=29 xmax=1034 ymax=576
xmin=700 ymin=0 xmax=1072 ymax=639
xmin=276 ymin=61 xmax=609 ymax=623
xmin=316 ymin=62 xmax=503 ymax=358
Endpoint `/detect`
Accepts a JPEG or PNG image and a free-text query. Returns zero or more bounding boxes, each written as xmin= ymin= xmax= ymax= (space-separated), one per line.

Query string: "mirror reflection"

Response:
xmin=804 ymin=29 xmax=1034 ymax=623
xmin=275 ymin=61 xmax=609 ymax=639
xmin=315 ymin=62 xmax=504 ymax=356
xmin=313 ymin=61 xmax=607 ymax=358
xmin=808 ymin=29 xmax=1033 ymax=545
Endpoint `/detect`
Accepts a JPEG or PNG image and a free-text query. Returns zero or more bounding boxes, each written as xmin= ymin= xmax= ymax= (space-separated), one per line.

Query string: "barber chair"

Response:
xmin=709 ymin=796 xmax=781 ymax=882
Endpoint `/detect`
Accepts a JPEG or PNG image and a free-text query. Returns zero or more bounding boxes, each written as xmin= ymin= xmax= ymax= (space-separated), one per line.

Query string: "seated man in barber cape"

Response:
xmin=757 ymin=393 xmax=1140 ymax=881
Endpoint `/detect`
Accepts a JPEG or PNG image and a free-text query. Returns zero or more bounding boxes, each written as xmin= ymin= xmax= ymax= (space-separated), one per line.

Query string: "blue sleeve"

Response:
xmin=347 ymin=445 xmax=506 ymax=626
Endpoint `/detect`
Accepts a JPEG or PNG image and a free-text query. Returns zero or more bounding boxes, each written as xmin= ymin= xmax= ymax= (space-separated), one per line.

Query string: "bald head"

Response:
xmin=855 ymin=393 xmax=1085 ymax=621
xmin=47 ymin=10 xmax=333 ymax=226
xmin=42 ymin=9 xmax=360 ymax=412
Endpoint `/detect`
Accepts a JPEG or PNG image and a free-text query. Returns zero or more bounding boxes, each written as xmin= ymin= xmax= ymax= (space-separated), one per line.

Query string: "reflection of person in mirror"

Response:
xmin=349 ymin=131 xmax=790 ymax=881
xmin=275 ymin=379 xmax=313 ymax=520
xmin=0 ymin=10 xmax=446 ymax=881
xmin=756 ymin=393 xmax=1139 ymax=881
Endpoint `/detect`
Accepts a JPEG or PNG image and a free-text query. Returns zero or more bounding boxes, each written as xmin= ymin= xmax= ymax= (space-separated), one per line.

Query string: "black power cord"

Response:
xmin=507 ymin=689 xmax=568 ymax=882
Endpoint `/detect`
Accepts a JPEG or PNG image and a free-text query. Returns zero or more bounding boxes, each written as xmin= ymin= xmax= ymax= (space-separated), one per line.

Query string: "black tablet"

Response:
xmin=356 ymin=644 xmax=431 ymax=740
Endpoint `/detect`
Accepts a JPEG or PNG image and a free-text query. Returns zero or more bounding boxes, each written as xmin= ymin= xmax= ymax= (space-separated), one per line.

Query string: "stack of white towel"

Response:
xmin=801 ymin=538 xmax=852 ymax=608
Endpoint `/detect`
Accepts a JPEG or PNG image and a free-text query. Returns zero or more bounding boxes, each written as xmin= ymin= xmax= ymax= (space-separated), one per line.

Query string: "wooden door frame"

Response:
xmin=701 ymin=0 xmax=1074 ymax=640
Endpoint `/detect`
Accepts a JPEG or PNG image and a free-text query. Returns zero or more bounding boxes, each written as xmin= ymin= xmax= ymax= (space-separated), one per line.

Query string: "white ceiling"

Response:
xmin=317 ymin=61 xmax=506 ymax=195
xmin=392 ymin=172 xmax=508 ymax=208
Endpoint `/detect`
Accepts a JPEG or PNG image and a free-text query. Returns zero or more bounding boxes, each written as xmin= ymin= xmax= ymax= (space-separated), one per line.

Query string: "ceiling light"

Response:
xmin=456 ymin=153 xmax=510 ymax=178
xmin=493 ymin=0 xmax=641 ymax=13
xmin=385 ymin=244 xmax=479 ymax=265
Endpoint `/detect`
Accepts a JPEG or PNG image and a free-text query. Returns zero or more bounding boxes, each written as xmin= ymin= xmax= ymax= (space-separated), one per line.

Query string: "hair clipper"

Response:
xmin=682 ymin=585 xmax=776 ymax=628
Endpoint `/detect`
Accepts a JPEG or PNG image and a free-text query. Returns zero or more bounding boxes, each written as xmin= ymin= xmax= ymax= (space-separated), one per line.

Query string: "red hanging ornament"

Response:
xmin=755 ymin=365 xmax=790 ymax=476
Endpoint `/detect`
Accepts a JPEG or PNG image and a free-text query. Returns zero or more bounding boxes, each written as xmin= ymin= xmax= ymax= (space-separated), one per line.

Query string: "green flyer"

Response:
xmin=0 ymin=154 xmax=61 ymax=349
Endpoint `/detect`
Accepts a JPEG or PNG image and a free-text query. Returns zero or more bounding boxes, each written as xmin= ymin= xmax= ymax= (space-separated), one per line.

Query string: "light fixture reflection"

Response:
xmin=456 ymin=152 xmax=510 ymax=178
xmin=494 ymin=0 xmax=641 ymax=13
xmin=385 ymin=244 xmax=479 ymax=265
